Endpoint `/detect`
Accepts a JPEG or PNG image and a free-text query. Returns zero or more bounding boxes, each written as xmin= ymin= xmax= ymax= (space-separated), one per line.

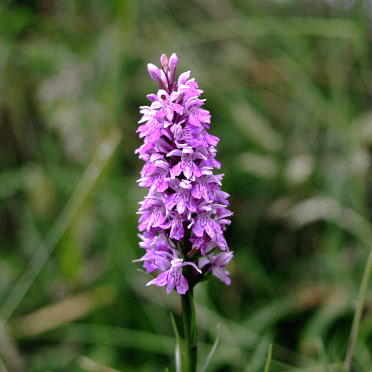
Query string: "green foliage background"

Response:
xmin=2 ymin=0 xmax=372 ymax=371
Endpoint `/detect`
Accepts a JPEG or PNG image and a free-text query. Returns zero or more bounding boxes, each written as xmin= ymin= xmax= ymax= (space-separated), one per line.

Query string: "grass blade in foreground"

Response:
xmin=264 ymin=344 xmax=273 ymax=372
xmin=344 ymin=245 xmax=372 ymax=370
xmin=201 ymin=323 xmax=220 ymax=372
xmin=170 ymin=312 xmax=187 ymax=371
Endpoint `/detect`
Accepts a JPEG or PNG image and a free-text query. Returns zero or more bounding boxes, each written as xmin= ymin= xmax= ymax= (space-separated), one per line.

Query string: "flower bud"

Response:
xmin=147 ymin=63 xmax=161 ymax=80
xmin=169 ymin=53 xmax=178 ymax=73
xmin=147 ymin=93 xmax=158 ymax=102
xmin=160 ymin=54 xmax=169 ymax=73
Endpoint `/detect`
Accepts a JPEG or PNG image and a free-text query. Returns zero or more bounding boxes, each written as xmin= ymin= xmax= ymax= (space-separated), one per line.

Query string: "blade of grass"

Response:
xmin=344 ymin=245 xmax=372 ymax=370
xmin=0 ymin=356 xmax=9 ymax=372
xmin=264 ymin=344 xmax=273 ymax=372
xmin=170 ymin=312 xmax=187 ymax=371
xmin=201 ymin=323 xmax=220 ymax=372
xmin=10 ymin=285 xmax=116 ymax=338
xmin=245 ymin=332 xmax=274 ymax=372
xmin=0 ymin=128 xmax=122 ymax=326
xmin=175 ymin=344 xmax=183 ymax=372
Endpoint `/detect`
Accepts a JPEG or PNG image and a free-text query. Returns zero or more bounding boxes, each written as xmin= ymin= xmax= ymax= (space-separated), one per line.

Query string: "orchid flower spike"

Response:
xmin=134 ymin=53 xmax=233 ymax=294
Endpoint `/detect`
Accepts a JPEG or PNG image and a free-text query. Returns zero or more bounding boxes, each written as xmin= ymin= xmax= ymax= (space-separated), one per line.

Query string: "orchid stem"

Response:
xmin=181 ymin=287 xmax=197 ymax=372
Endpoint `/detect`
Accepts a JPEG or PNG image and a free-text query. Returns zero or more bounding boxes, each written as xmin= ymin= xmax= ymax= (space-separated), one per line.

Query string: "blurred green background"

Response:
xmin=2 ymin=0 xmax=372 ymax=371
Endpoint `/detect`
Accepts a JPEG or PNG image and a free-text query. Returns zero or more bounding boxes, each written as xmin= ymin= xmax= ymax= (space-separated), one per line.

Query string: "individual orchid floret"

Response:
xmin=189 ymin=234 xmax=217 ymax=256
xmin=166 ymin=180 xmax=197 ymax=216
xmin=185 ymin=98 xmax=211 ymax=127
xmin=192 ymin=209 xmax=223 ymax=239
xmin=139 ymin=153 xmax=163 ymax=177
xmin=133 ymin=248 xmax=171 ymax=273
xmin=190 ymin=231 xmax=229 ymax=256
xmin=182 ymin=80 xmax=204 ymax=101
xmin=160 ymin=212 xmax=187 ymax=241
xmin=154 ymin=90 xmax=183 ymax=122
xmin=147 ymin=250 xmax=202 ymax=294
xmin=168 ymin=147 xmax=204 ymax=180
xmin=138 ymin=160 xmax=170 ymax=193
xmin=199 ymin=252 xmax=233 ymax=285
xmin=181 ymin=124 xmax=219 ymax=148
xmin=137 ymin=196 xmax=167 ymax=231
xmin=137 ymin=116 xmax=164 ymax=144
xmin=210 ymin=182 xmax=230 ymax=205
xmin=198 ymin=145 xmax=221 ymax=169
xmin=191 ymin=169 xmax=220 ymax=201
xmin=134 ymin=233 xmax=173 ymax=273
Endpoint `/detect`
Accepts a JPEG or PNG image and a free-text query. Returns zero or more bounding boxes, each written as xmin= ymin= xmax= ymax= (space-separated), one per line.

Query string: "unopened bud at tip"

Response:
xmin=169 ymin=53 xmax=178 ymax=73
xmin=160 ymin=54 xmax=169 ymax=73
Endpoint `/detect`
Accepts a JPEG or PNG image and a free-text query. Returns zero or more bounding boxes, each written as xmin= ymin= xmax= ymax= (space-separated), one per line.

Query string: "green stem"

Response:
xmin=344 ymin=245 xmax=372 ymax=371
xmin=181 ymin=287 xmax=197 ymax=372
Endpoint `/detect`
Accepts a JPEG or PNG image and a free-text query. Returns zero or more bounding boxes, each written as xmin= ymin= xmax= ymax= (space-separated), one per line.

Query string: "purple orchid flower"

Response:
xmin=160 ymin=212 xmax=186 ymax=241
xmin=166 ymin=179 xmax=198 ymax=216
xmin=147 ymin=250 xmax=202 ymax=294
xmin=168 ymin=147 xmax=204 ymax=180
xmin=152 ymin=90 xmax=183 ymax=122
xmin=192 ymin=209 xmax=223 ymax=239
xmin=134 ymin=53 xmax=233 ymax=293
xmin=191 ymin=169 xmax=220 ymax=201
xmin=138 ymin=160 xmax=170 ymax=193
xmin=199 ymin=251 xmax=233 ymax=285
xmin=185 ymin=98 xmax=211 ymax=127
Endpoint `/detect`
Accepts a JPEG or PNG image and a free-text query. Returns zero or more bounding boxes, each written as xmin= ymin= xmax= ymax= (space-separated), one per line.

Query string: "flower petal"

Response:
xmin=177 ymin=275 xmax=189 ymax=294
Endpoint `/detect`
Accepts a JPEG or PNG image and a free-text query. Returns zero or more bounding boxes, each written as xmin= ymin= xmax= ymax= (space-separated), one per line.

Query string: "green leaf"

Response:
xmin=175 ymin=344 xmax=183 ymax=372
xmin=345 ymin=245 xmax=372 ymax=370
xmin=244 ymin=332 xmax=274 ymax=372
xmin=201 ymin=323 xmax=221 ymax=372
xmin=170 ymin=312 xmax=187 ymax=371
xmin=136 ymin=268 xmax=154 ymax=279
xmin=59 ymin=208 xmax=85 ymax=283
xmin=264 ymin=344 xmax=273 ymax=372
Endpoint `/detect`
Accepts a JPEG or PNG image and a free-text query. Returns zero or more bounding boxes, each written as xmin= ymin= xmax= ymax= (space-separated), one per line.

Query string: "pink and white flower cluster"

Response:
xmin=134 ymin=53 xmax=233 ymax=294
